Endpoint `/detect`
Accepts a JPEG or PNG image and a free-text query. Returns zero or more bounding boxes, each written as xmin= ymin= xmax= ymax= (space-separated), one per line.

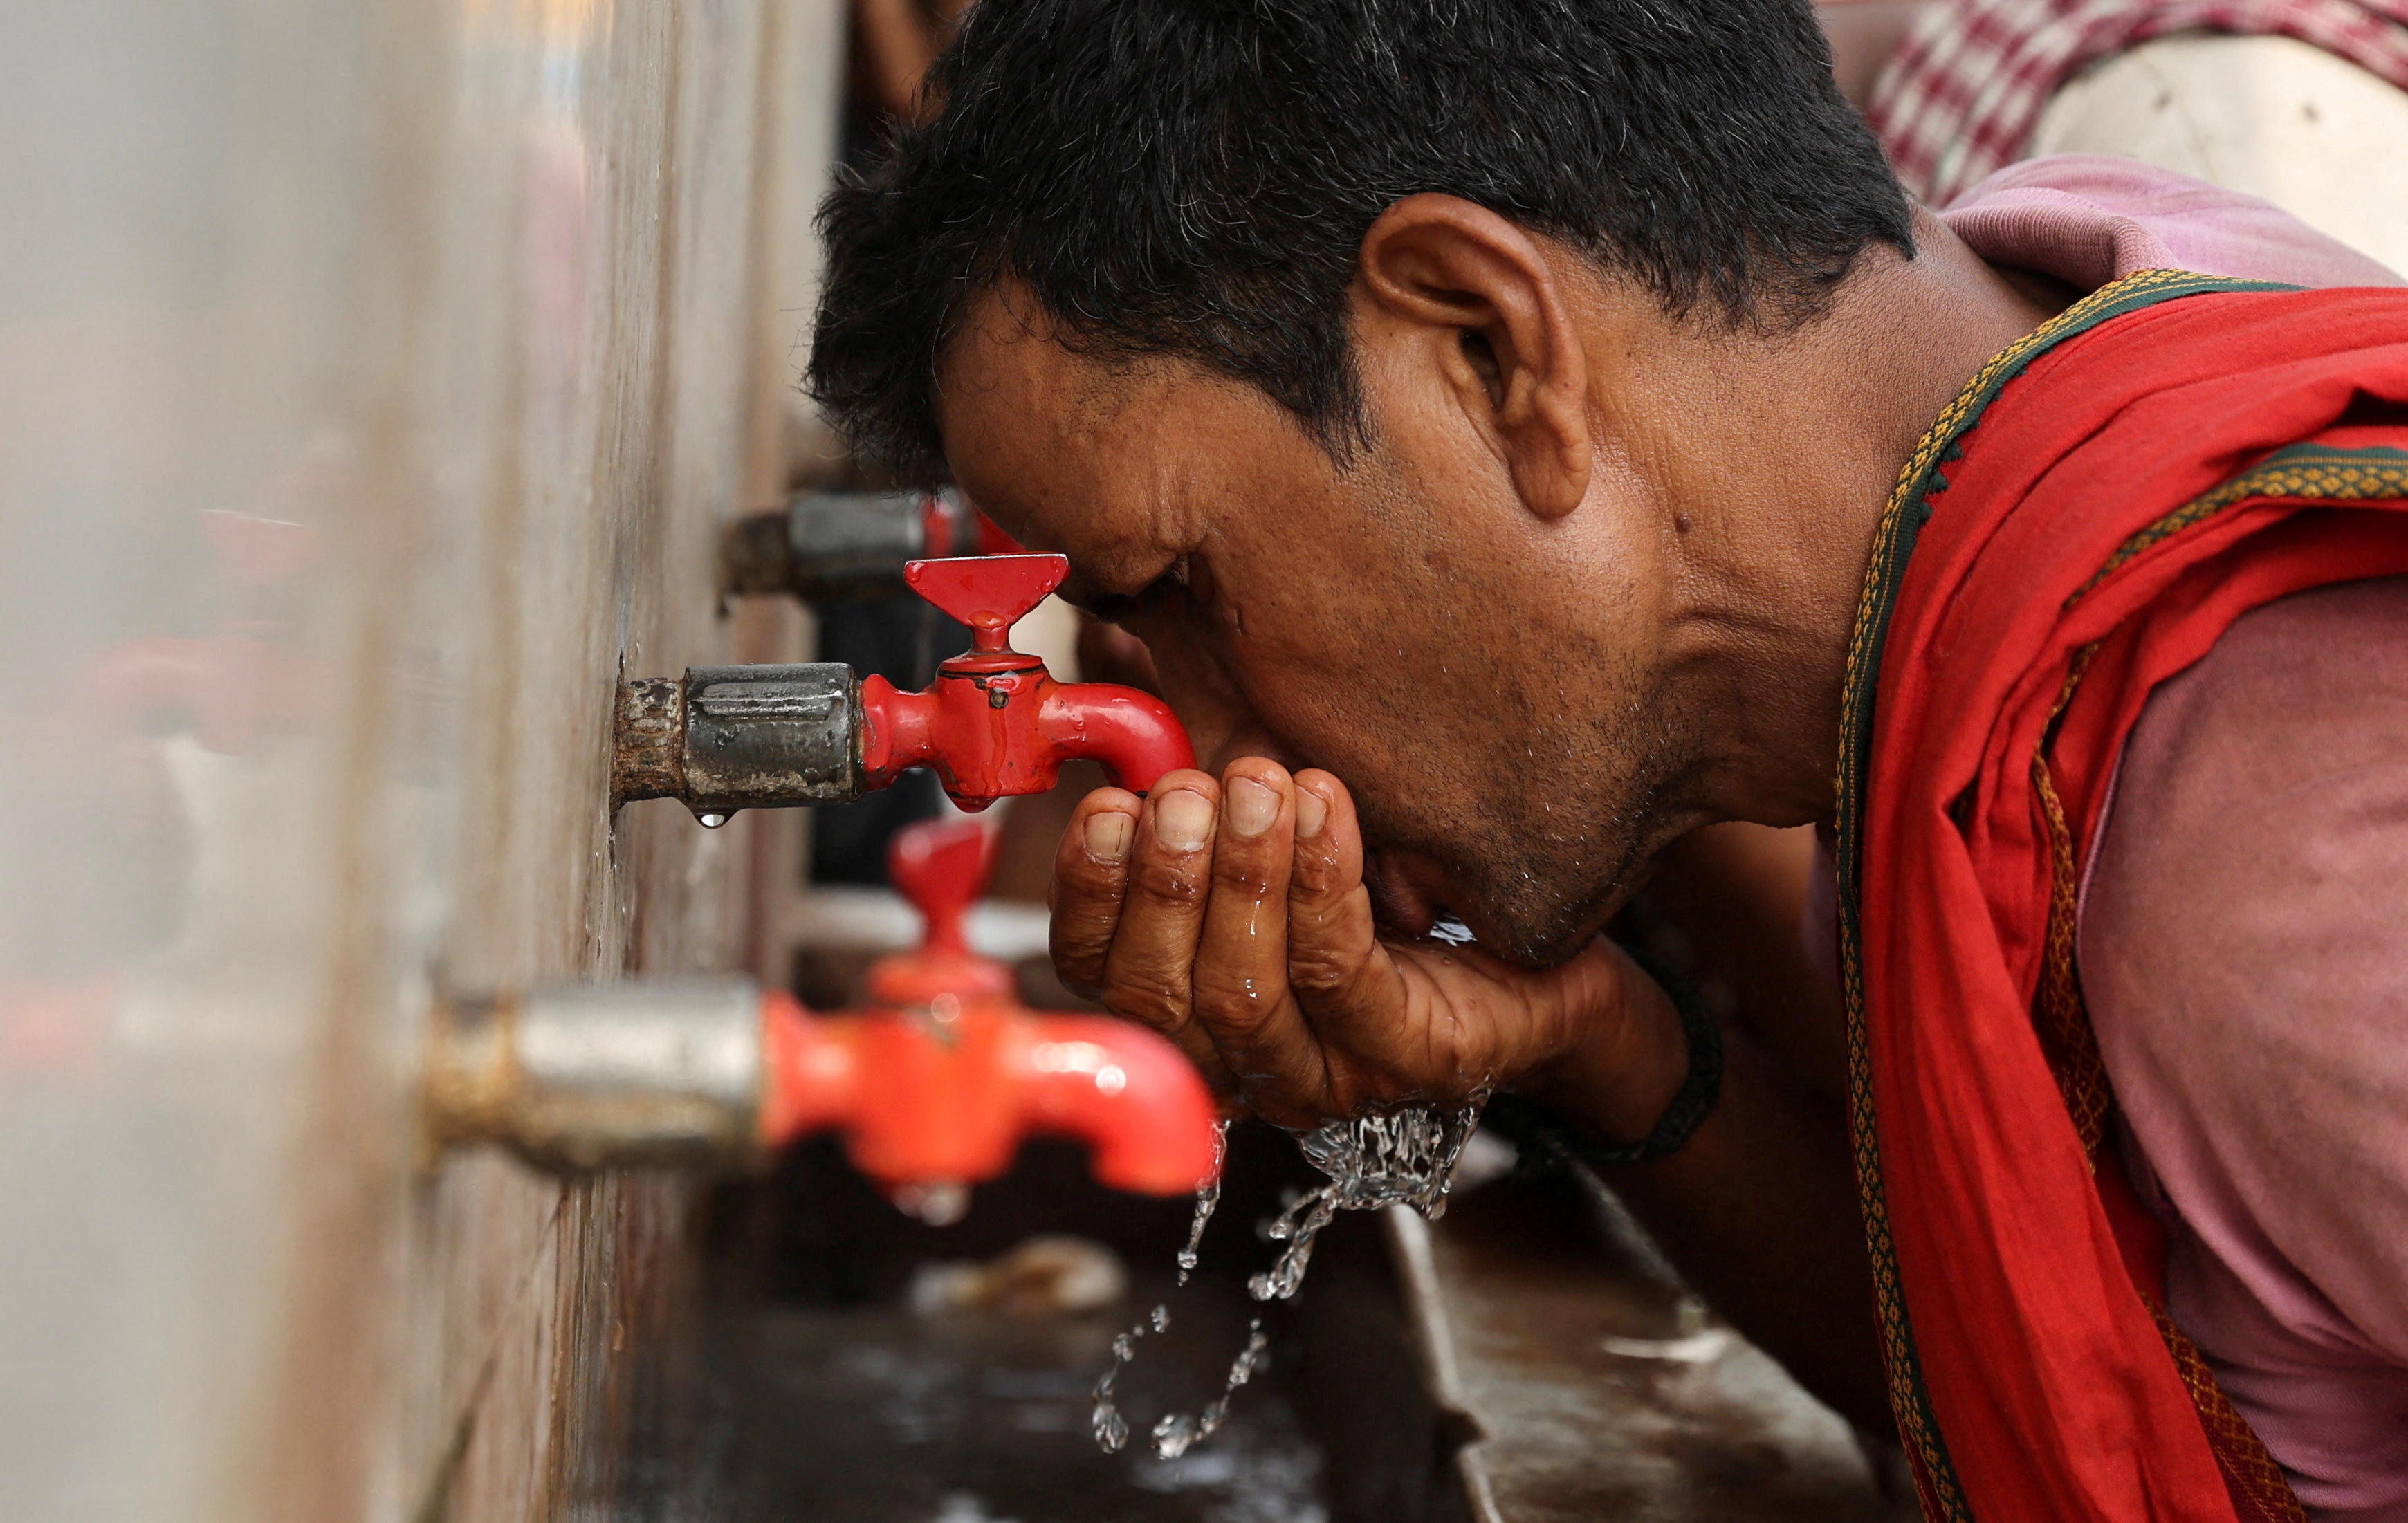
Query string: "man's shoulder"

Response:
xmin=2088 ymin=576 xmax=2408 ymax=966
xmin=2080 ymin=574 xmax=2408 ymax=1361
xmin=2116 ymin=575 xmax=2408 ymax=804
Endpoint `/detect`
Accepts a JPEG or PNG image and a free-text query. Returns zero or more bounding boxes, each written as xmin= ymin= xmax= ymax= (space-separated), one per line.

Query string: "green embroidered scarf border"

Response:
xmin=2070 ymin=443 xmax=2408 ymax=607
xmin=1832 ymin=269 xmax=2294 ymax=1521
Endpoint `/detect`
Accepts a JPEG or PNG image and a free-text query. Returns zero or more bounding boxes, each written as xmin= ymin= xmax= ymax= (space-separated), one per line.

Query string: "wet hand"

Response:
xmin=1047 ymin=760 xmax=1664 ymax=1132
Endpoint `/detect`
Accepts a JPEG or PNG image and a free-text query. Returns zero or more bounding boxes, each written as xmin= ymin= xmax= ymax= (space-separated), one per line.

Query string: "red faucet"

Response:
xmin=612 ymin=552 xmax=1193 ymax=820
xmin=859 ymin=554 xmax=1192 ymax=811
xmin=424 ymin=822 xmax=1222 ymax=1199
xmin=759 ymin=815 xmax=1221 ymax=1201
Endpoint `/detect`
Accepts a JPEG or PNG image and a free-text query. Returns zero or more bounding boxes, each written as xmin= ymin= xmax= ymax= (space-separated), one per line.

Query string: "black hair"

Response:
xmin=809 ymin=0 xmax=1913 ymax=479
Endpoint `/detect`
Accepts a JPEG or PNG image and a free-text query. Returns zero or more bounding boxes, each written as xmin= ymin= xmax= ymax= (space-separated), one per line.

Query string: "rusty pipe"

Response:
xmin=423 ymin=980 xmax=769 ymax=1171
xmin=610 ymin=663 xmax=867 ymax=822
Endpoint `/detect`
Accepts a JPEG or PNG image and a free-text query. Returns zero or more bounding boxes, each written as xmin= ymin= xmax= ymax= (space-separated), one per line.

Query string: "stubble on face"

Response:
xmin=1350 ymin=634 xmax=1702 ymax=968
xmin=1280 ymin=444 xmax=1708 ymax=970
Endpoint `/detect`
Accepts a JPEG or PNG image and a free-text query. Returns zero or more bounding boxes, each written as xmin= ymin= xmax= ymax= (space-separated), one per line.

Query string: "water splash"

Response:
xmin=1427 ymin=915 xmax=1477 ymax=946
xmin=1247 ymin=1105 xmax=1483 ymax=1302
xmin=1175 ymin=1120 xmax=1231 ymax=1286
xmin=1092 ymin=1103 xmax=1482 ymax=1459
xmin=1090 ymin=1314 xmax=1158 ymax=1453
xmin=1148 ymin=1319 xmax=1268 ymax=1459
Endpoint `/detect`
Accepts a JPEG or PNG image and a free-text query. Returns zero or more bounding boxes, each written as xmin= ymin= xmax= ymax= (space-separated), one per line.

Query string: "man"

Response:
xmin=808 ymin=1 xmax=2408 ymax=1516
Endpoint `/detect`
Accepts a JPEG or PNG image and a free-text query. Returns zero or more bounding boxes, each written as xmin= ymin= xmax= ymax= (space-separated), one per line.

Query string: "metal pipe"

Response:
xmin=719 ymin=488 xmax=1015 ymax=602
xmin=423 ymin=980 xmax=766 ymax=1171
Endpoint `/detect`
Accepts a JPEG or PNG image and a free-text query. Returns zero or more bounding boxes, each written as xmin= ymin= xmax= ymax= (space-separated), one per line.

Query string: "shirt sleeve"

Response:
xmin=2079 ymin=575 xmax=2408 ymax=1514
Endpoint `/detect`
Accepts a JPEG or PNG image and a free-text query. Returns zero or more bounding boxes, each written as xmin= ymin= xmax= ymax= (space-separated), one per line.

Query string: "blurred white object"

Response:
xmin=2033 ymin=31 xmax=2408 ymax=273
xmin=909 ymin=1235 xmax=1130 ymax=1318
xmin=787 ymin=885 xmax=1055 ymax=961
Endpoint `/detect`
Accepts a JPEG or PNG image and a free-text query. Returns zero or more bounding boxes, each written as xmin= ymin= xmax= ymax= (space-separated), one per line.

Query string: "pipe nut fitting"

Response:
xmin=610 ymin=663 xmax=865 ymax=815
xmin=425 ymin=980 xmax=766 ymax=1172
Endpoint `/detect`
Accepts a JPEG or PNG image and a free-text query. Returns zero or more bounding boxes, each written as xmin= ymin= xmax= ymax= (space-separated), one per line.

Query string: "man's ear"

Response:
xmin=1354 ymin=194 xmax=1595 ymax=521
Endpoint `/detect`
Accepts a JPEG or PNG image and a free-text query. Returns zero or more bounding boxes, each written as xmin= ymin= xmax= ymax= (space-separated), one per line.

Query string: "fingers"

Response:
xmin=1049 ymin=786 xmax=1142 ymax=993
xmin=1092 ymin=770 xmax=1236 ymax=1088
xmin=1188 ymin=761 xmax=1332 ymax=1108
xmin=1284 ymin=770 xmax=1414 ymax=1062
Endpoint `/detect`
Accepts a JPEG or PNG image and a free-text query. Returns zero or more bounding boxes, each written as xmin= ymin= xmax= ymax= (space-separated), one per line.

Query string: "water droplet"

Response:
xmin=1149 ymin=1303 xmax=1171 ymax=1333
xmin=1091 ymin=1311 xmax=1150 ymax=1455
xmin=1175 ymin=1120 xmax=1229 ymax=1287
xmin=1143 ymin=1317 xmax=1271 ymax=1459
xmin=697 ymin=811 xmax=730 ymax=829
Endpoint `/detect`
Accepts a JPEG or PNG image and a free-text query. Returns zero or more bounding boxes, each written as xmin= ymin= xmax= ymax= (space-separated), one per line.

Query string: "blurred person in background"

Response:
xmin=1830 ymin=0 xmax=2408 ymax=270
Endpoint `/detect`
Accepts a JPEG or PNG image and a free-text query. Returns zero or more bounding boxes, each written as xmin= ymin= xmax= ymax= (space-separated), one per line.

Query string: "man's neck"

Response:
xmin=1663 ymin=210 xmax=2064 ymax=827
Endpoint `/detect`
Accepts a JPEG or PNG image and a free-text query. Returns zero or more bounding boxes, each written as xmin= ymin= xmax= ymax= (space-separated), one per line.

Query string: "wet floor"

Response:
xmin=699 ymin=1127 xmax=1900 ymax=1523
xmin=716 ymin=1282 xmax=1325 ymax=1523
xmin=702 ymin=1129 xmax=1455 ymax=1523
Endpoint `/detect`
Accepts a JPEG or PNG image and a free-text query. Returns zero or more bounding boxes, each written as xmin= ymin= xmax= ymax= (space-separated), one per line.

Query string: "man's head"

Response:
xmin=810 ymin=0 xmax=1915 ymax=963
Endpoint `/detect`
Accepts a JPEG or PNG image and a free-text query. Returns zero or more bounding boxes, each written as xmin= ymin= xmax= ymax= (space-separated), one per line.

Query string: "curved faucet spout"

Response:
xmin=1040 ymin=683 xmax=1194 ymax=795
xmin=1017 ymin=1015 xmax=1222 ymax=1194
xmin=428 ymin=817 xmax=1225 ymax=1206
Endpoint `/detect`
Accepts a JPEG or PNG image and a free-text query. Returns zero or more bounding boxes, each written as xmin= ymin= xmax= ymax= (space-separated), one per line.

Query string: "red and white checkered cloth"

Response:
xmin=1866 ymin=0 xmax=2408 ymax=201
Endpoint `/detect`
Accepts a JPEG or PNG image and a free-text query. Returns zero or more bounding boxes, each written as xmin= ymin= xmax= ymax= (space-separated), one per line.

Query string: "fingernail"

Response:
xmin=1295 ymin=788 xmax=1328 ymax=839
xmin=1154 ymin=790 xmax=1214 ymax=852
xmin=1226 ymin=777 xmax=1279 ymax=838
xmin=1085 ymin=810 xmax=1133 ymax=862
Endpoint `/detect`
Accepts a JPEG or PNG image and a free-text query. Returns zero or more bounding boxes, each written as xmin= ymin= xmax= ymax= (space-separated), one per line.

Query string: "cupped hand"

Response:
xmin=1047 ymin=759 xmax=1654 ymax=1132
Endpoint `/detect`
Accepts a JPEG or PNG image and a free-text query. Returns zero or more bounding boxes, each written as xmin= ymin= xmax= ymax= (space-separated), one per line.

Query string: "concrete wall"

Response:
xmin=0 ymin=0 xmax=843 ymax=1517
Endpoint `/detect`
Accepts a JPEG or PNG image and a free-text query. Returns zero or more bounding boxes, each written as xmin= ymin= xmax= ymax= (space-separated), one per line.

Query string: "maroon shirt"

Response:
xmin=2081 ymin=578 xmax=2408 ymax=1519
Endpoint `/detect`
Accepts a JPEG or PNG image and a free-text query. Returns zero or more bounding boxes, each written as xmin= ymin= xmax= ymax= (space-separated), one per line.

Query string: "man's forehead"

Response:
xmin=931 ymin=286 xmax=1184 ymax=587
xmin=935 ymin=282 xmax=1291 ymax=577
xmin=939 ymin=282 xmax=1164 ymax=434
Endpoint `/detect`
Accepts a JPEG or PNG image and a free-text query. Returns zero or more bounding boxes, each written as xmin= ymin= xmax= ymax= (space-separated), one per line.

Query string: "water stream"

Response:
xmin=1092 ymin=1103 xmax=1483 ymax=1457
xmin=1175 ymin=1120 xmax=1230 ymax=1287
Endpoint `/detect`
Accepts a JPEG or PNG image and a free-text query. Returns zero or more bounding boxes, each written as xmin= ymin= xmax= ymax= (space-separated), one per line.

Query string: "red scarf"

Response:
xmin=1837 ymin=271 xmax=2408 ymax=1521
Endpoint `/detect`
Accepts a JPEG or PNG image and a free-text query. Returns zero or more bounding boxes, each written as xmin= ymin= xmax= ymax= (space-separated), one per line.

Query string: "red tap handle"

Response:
xmin=887 ymin=816 xmax=996 ymax=960
xmin=906 ymin=553 xmax=1067 ymax=652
